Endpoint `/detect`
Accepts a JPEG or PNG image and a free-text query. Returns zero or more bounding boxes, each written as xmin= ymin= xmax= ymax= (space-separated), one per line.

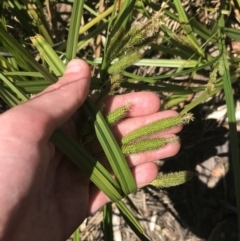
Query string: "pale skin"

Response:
xmin=0 ymin=59 xmax=181 ymax=241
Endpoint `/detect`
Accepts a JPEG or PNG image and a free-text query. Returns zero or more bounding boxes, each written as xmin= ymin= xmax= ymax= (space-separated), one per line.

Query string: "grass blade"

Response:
xmin=66 ymin=0 xmax=84 ymax=61
xmin=25 ymin=1 xmax=53 ymax=44
xmin=0 ymin=25 xmax=56 ymax=83
xmin=116 ymin=201 xmax=150 ymax=241
xmin=221 ymin=54 xmax=240 ymax=240
xmin=218 ymin=7 xmax=240 ymax=239
xmin=83 ymin=98 xmax=137 ymax=195
xmin=224 ymin=27 xmax=240 ymax=40
xmin=0 ymin=72 xmax=28 ymax=102
xmin=0 ymin=87 xmax=22 ymax=107
xmin=173 ymin=0 xmax=204 ymax=56
xmin=103 ymin=203 xmax=113 ymax=241
xmin=14 ymin=80 xmax=52 ymax=94
xmin=31 ymin=34 xmax=65 ymax=76
xmin=122 ymin=55 xmax=219 ymax=83
xmin=73 ymin=228 xmax=80 ymax=241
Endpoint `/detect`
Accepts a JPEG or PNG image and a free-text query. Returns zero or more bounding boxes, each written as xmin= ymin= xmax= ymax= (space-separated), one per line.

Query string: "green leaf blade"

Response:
xmin=83 ymin=98 xmax=137 ymax=195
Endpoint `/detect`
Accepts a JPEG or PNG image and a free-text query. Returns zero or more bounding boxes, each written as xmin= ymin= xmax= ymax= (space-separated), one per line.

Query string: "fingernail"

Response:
xmin=65 ymin=59 xmax=84 ymax=74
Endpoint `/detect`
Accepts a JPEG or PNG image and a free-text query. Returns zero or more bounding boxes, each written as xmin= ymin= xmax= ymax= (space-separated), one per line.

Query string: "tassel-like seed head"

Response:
xmin=218 ymin=57 xmax=225 ymax=76
xmin=105 ymin=8 xmax=167 ymax=69
xmin=106 ymin=102 xmax=131 ymax=126
xmin=121 ymin=113 xmax=194 ymax=145
xmin=150 ymin=171 xmax=194 ymax=188
xmin=108 ymin=51 xmax=143 ymax=75
xmin=110 ymin=73 xmax=123 ymax=85
xmin=206 ymin=66 xmax=218 ymax=94
xmin=121 ymin=136 xmax=179 ymax=155
xmin=105 ymin=27 xmax=126 ymax=63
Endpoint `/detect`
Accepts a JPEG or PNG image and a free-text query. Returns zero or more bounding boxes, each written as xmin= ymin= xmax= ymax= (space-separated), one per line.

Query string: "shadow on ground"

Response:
xmin=148 ymin=103 xmax=239 ymax=241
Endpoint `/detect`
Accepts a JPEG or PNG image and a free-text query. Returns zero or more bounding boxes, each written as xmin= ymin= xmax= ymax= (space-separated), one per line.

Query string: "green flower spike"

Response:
xmin=218 ymin=57 xmax=225 ymax=77
xmin=121 ymin=136 xmax=179 ymax=156
xmin=105 ymin=27 xmax=126 ymax=63
xmin=150 ymin=171 xmax=194 ymax=188
xmin=110 ymin=73 xmax=123 ymax=85
xmin=206 ymin=66 xmax=218 ymax=94
xmin=106 ymin=102 xmax=131 ymax=126
xmin=121 ymin=113 xmax=194 ymax=145
xmin=108 ymin=51 xmax=143 ymax=75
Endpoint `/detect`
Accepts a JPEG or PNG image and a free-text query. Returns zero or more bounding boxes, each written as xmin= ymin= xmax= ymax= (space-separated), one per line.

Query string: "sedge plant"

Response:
xmin=0 ymin=0 xmax=240 ymax=240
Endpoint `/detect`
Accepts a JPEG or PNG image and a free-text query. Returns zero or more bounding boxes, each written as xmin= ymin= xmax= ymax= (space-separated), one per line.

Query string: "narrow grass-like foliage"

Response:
xmin=1 ymin=0 xmax=240 ymax=239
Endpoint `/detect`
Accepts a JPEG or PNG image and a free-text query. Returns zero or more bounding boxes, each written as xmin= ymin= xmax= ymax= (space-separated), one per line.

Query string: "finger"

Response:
xmin=87 ymin=162 xmax=158 ymax=214
xmin=102 ymin=91 xmax=161 ymax=117
xmin=4 ymin=59 xmax=91 ymax=140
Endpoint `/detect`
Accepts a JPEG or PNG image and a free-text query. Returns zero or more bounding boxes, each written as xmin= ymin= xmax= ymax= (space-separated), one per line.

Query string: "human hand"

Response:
xmin=0 ymin=59 xmax=181 ymax=241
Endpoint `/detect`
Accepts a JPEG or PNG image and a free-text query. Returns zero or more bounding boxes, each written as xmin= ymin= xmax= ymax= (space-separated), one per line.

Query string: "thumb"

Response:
xmin=21 ymin=59 xmax=91 ymax=136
